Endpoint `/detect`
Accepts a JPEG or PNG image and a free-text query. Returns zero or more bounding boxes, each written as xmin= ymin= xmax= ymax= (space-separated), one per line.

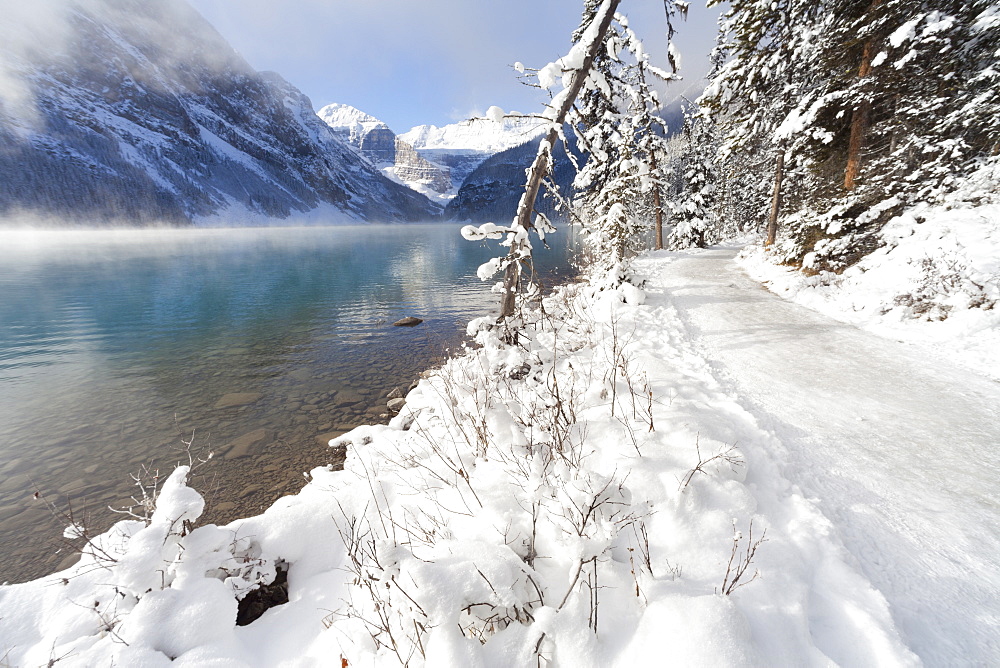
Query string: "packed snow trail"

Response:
xmin=645 ymin=248 xmax=1000 ymax=666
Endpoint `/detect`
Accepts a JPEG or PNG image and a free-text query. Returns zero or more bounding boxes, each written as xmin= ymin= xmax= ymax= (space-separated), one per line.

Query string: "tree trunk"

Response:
xmin=651 ymin=149 xmax=664 ymax=250
xmin=500 ymin=0 xmax=622 ymax=320
xmin=887 ymin=93 xmax=900 ymax=155
xmin=844 ymin=3 xmax=879 ymax=191
xmin=844 ymin=99 xmax=871 ymax=191
xmin=765 ymin=147 xmax=785 ymax=247
xmin=636 ymin=62 xmax=665 ymax=252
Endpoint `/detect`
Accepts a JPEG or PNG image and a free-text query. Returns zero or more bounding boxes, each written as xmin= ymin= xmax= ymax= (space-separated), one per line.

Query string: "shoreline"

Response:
xmin=0 ymin=222 xmax=582 ymax=585
xmin=3 ymin=273 xmax=577 ymax=585
xmin=0 ymin=254 xmax=922 ymax=665
xmin=1 ymin=343 xmax=454 ymax=585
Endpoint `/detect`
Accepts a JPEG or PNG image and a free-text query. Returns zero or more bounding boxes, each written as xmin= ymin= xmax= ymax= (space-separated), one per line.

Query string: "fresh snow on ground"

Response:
xmin=655 ymin=248 xmax=1000 ymax=665
xmin=740 ymin=165 xmax=1000 ymax=381
xmin=1 ymin=252 xmax=959 ymax=667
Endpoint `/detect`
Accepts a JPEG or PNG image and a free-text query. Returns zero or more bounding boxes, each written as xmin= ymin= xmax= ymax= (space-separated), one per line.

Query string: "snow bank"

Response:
xmin=740 ymin=162 xmax=1000 ymax=380
xmin=0 ymin=264 xmax=916 ymax=666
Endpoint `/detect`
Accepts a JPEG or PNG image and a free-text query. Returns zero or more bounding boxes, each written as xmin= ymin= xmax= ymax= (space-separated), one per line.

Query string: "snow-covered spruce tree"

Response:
xmin=961 ymin=4 xmax=1000 ymax=159
xmin=689 ymin=0 xmax=999 ymax=271
xmin=760 ymin=0 xmax=1000 ymax=270
xmin=632 ymin=59 xmax=675 ymax=251
xmin=463 ymin=0 xmax=681 ymax=330
xmin=666 ymin=107 xmax=719 ymax=249
xmin=569 ymin=9 xmax=679 ymax=282
xmin=852 ymin=1 xmax=1000 ymax=197
xmin=816 ymin=0 xmax=999 ymax=194
xmin=697 ymin=0 xmax=823 ymax=248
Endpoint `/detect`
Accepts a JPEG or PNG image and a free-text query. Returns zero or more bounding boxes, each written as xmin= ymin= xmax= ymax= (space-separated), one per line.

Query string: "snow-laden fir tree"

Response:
xmin=569 ymin=7 xmax=679 ymax=279
xmin=844 ymin=1 xmax=1000 ymax=197
xmin=763 ymin=0 xmax=1000 ymax=269
xmin=696 ymin=0 xmax=823 ymax=248
xmin=678 ymin=0 xmax=999 ymax=271
xmin=667 ymin=108 xmax=718 ymax=249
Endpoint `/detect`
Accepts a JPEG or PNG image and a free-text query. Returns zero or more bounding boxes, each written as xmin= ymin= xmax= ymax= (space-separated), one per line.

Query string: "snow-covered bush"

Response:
xmin=320 ymin=281 xmax=665 ymax=663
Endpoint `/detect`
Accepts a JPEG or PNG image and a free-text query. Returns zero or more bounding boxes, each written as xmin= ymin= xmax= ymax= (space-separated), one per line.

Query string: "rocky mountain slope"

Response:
xmin=444 ymin=135 xmax=579 ymax=224
xmin=318 ymin=103 xmax=451 ymax=201
xmin=0 ymin=0 xmax=438 ymax=225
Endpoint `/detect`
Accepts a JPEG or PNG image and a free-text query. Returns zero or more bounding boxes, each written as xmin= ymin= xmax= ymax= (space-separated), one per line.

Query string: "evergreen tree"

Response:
xmin=570 ymin=9 xmax=680 ymax=278
xmin=683 ymin=0 xmax=999 ymax=269
xmin=667 ymin=109 xmax=718 ymax=248
xmin=770 ymin=0 xmax=1000 ymax=267
xmin=697 ymin=0 xmax=823 ymax=247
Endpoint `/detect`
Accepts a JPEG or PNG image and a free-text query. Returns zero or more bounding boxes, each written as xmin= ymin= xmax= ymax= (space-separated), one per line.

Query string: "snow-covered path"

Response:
xmin=653 ymin=248 xmax=1000 ymax=666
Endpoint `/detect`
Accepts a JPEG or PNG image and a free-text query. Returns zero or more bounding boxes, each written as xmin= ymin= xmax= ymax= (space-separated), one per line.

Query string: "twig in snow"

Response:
xmin=678 ymin=435 xmax=744 ymax=492
xmin=720 ymin=519 xmax=767 ymax=595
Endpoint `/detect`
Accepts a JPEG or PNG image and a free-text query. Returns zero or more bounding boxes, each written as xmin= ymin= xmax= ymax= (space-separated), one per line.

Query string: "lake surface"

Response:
xmin=0 ymin=224 xmax=575 ymax=583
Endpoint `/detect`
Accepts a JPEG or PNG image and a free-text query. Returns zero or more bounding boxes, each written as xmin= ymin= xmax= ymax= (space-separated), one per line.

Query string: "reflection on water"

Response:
xmin=0 ymin=224 xmax=574 ymax=583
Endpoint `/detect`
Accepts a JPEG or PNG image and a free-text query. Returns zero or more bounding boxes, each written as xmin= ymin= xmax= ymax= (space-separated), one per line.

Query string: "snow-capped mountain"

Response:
xmin=316 ymin=104 xmax=550 ymax=203
xmin=317 ymin=103 xmax=451 ymax=201
xmin=316 ymin=103 xmax=386 ymax=139
xmin=0 ymin=0 xmax=438 ymax=225
xmin=400 ymin=116 xmax=548 ymax=188
xmin=400 ymin=116 xmax=547 ymax=154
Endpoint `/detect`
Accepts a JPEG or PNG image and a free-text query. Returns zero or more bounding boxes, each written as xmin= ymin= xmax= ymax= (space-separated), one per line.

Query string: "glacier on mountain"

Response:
xmin=400 ymin=116 xmax=547 ymax=154
xmin=400 ymin=116 xmax=548 ymax=189
xmin=317 ymin=103 xmax=453 ymax=201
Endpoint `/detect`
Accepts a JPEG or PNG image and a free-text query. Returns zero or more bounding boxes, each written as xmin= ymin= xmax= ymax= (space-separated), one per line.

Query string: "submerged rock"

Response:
xmin=334 ymin=397 xmax=362 ymax=409
xmin=222 ymin=428 xmax=272 ymax=459
xmin=214 ymin=393 xmax=263 ymax=409
xmin=315 ymin=431 xmax=347 ymax=447
xmin=393 ymin=317 xmax=423 ymax=327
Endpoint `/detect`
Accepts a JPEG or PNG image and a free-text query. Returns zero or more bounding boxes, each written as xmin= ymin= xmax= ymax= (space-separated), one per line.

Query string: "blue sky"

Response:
xmin=187 ymin=0 xmax=723 ymax=133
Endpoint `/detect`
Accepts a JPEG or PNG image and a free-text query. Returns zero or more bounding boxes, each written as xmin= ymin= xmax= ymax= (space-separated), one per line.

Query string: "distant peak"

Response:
xmin=317 ymin=103 xmax=389 ymax=132
xmin=399 ymin=116 xmax=547 ymax=153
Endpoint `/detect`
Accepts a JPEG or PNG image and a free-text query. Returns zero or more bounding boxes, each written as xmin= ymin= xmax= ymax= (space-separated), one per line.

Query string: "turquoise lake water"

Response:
xmin=0 ymin=224 xmax=575 ymax=582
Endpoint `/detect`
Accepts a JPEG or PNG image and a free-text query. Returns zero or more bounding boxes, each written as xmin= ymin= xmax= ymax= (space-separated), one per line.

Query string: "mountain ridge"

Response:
xmin=0 ymin=0 xmax=438 ymax=225
xmin=316 ymin=103 xmax=549 ymax=203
